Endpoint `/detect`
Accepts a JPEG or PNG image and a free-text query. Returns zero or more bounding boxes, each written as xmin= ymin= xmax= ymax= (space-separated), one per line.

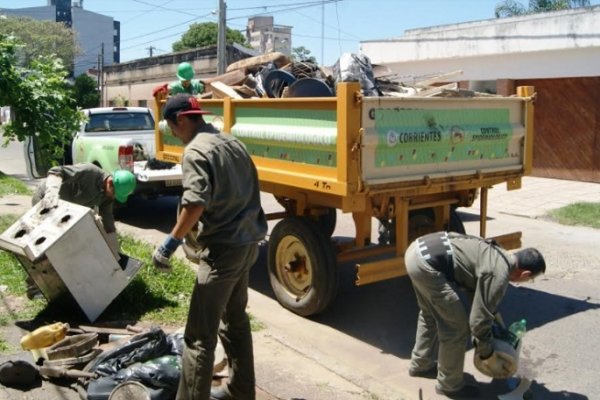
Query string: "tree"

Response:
xmin=0 ymin=16 xmax=79 ymax=74
xmin=172 ymin=22 xmax=247 ymax=52
xmin=73 ymin=74 xmax=100 ymax=109
xmin=291 ymin=46 xmax=317 ymax=63
xmin=0 ymin=35 xmax=85 ymax=173
xmin=495 ymin=0 xmax=590 ymax=17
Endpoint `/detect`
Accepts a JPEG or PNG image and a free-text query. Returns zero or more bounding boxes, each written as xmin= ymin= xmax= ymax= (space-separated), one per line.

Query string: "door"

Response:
xmin=24 ymin=135 xmax=73 ymax=179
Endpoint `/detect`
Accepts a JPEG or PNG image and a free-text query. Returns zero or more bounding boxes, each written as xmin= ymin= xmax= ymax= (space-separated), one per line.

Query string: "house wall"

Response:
xmin=102 ymin=45 xmax=252 ymax=109
xmin=360 ymin=6 xmax=600 ymax=182
xmin=361 ymin=6 xmax=600 ymax=81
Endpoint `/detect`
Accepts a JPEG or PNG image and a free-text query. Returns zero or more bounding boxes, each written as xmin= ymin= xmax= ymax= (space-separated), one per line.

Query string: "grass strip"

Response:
xmin=548 ymin=202 xmax=600 ymax=229
xmin=0 ymin=172 xmax=31 ymax=197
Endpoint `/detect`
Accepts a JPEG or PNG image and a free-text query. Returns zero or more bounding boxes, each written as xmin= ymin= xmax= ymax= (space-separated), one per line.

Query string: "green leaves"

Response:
xmin=0 ymin=35 xmax=85 ymax=173
xmin=172 ymin=22 xmax=248 ymax=52
xmin=495 ymin=0 xmax=591 ymax=17
xmin=74 ymin=74 xmax=100 ymax=109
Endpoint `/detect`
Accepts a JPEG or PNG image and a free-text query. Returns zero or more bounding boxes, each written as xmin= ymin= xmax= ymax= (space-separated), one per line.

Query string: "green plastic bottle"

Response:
xmin=508 ymin=319 xmax=527 ymax=347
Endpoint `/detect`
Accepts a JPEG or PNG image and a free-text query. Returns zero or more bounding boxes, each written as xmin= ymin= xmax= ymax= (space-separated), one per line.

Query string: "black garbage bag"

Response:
xmin=83 ymin=328 xmax=185 ymax=400
xmin=167 ymin=332 xmax=184 ymax=356
xmin=87 ymin=327 xmax=170 ymax=377
xmin=116 ymin=356 xmax=180 ymax=389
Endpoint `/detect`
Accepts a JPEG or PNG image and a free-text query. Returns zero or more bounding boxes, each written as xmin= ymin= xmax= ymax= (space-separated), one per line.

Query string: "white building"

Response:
xmin=361 ymin=6 xmax=600 ymax=183
xmin=1 ymin=0 xmax=119 ymax=77
xmin=246 ymin=16 xmax=292 ymax=57
xmin=361 ymin=6 xmax=600 ymax=87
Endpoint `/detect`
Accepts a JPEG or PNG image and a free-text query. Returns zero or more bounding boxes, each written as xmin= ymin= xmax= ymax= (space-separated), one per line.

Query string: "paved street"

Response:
xmin=1 ymin=138 xmax=600 ymax=399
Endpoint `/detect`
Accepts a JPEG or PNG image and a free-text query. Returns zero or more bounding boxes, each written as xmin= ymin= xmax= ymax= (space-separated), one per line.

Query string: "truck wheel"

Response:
xmin=310 ymin=207 xmax=337 ymax=237
xmin=382 ymin=207 xmax=465 ymax=244
xmin=268 ymin=217 xmax=338 ymax=316
xmin=408 ymin=209 xmax=435 ymax=243
xmin=447 ymin=208 xmax=466 ymax=234
xmin=408 ymin=207 xmax=466 ymax=242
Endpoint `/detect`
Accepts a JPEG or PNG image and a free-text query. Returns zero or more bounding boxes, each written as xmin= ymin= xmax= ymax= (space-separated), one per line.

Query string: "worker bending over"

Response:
xmin=405 ymin=231 xmax=545 ymax=398
xmin=28 ymin=163 xmax=136 ymax=298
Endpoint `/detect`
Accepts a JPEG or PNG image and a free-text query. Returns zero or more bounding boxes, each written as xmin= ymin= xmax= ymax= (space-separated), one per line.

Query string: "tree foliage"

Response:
xmin=291 ymin=46 xmax=316 ymax=63
xmin=495 ymin=0 xmax=591 ymax=17
xmin=0 ymin=16 xmax=79 ymax=73
xmin=172 ymin=22 xmax=247 ymax=52
xmin=0 ymin=35 xmax=85 ymax=172
xmin=73 ymin=74 xmax=100 ymax=109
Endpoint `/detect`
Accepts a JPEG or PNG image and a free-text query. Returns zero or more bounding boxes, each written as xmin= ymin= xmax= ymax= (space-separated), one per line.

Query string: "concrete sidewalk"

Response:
xmin=471 ymin=176 xmax=600 ymax=218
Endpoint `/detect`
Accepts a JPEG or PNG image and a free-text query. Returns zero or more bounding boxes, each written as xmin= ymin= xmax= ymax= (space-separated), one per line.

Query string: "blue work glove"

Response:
xmin=152 ymin=235 xmax=183 ymax=273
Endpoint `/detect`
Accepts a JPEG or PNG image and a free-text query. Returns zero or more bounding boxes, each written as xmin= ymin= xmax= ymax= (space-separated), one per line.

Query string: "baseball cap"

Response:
xmin=163 ymin=94 xmax=212 ymax=120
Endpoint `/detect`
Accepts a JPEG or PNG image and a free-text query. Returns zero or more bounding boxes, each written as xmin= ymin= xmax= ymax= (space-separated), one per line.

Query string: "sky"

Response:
xmin=1 ymin=0 xmax=599 ymax=67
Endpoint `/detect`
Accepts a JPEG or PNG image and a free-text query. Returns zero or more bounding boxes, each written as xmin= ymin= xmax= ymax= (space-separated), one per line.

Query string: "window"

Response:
xmin=85 ymin=112 xmax=154 ymax=132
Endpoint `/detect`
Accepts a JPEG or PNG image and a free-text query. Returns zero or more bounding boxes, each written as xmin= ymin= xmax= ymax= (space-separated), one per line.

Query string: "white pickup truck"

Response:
xmin=71 ymin=107 xmax=182 ymax=198
xmin=24 ymin=106 xmax=182 ymax=198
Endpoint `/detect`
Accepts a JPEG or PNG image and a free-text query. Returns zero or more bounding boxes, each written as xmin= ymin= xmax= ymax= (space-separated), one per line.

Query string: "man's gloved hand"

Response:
xmin=41 ymin=174 xmax=62 ymax=209
xmin=42 ymin=191 xmax=60 ymax=209
xmin=152 ymin=235 xmax=183 ymax=273
xmin=105 ymin=232 xmax=120 ymax=258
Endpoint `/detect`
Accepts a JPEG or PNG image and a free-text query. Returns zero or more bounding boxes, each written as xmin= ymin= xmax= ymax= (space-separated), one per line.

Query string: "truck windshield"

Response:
xmin=85 ymin=112 xmax=155 ymax=132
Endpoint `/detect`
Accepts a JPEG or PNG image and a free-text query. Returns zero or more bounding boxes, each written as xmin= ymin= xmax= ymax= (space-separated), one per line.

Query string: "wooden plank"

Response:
xmin=415 ymin=70 xmax=463 ymax=87
xmin=226 ymin=52 xmax=290 ymax=73
xmin=209 ymin=81 xmax=243 ymax=99
xmin=202 ymin=69 xmax=246 ymax=87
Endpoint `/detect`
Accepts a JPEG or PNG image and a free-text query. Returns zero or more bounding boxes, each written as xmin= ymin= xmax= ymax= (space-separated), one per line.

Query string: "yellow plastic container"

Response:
xmin=20 ymin=322 xmax=70 ymax=350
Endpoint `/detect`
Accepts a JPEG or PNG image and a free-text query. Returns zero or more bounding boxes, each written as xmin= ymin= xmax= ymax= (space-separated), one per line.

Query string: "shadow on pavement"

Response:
xmin=115 ymin=194 xmax=179 ymax=234
xmin=113 ymin=197 xmax=594 ymax=399
xmin=249 ymin=232 xmax=598 ymax=400
xmin=457 ymin=209 xmax=496 ymax=222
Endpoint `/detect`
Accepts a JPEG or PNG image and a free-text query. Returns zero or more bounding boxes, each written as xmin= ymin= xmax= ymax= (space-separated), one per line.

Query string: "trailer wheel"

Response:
xmin=382 ymin=207 xmax=466 ymax=244
xmin=268 ymin=217 xmax=338 ymax=316
xmin=447 ymin=208 xmax=466 ymax=234
xmin=408 ymin=209 xmax=435 ymax=243
xmin=311 ymin=207 xmax=337 ymax=237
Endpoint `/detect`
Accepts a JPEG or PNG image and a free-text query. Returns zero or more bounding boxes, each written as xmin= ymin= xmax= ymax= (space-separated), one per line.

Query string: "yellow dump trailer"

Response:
xmin=154 ymin=82 xmax=535 ymax=316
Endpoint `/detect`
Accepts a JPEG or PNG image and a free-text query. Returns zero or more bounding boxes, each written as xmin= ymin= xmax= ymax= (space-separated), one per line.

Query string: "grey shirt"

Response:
xmin=47 ymin=163 xmax=115 ymax=233
xmin=449 ymin=234 xmax=516 ymax=355
xmin=181 ymin=124 xmax=267 ymax=246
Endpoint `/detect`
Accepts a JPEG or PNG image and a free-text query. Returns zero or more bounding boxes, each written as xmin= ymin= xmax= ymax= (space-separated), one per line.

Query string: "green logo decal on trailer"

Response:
xmin=374 ymin=108 xmax=513 ymax=167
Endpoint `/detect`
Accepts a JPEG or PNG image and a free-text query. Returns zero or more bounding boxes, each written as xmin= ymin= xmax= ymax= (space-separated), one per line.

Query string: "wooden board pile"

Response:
xmin=199 ymin=52 xmax=499 ymax=99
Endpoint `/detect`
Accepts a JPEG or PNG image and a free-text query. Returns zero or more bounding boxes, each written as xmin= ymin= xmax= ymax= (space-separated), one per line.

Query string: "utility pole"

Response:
xmin=146 ymin=46 xmax=156 ymax=57
xmin=217 ymin=0 xmax=226 ymax=75
xmin=97 ymin=54 xmax=101 ymax=93
xmin=100 ymin=43 xmax=105 ymax=107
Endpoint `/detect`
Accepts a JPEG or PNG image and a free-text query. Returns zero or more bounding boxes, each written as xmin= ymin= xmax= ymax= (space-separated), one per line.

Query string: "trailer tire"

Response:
xmin=447 ymin=208 xmax=466 ymax=234
xmin=382 ymin=207 xmax=466 ymax=244
xmin=311 ymin=207 xmax=337 ymax=237
xmin=268 ymin=217 xmax=338 ymax=316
